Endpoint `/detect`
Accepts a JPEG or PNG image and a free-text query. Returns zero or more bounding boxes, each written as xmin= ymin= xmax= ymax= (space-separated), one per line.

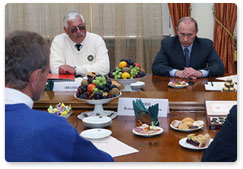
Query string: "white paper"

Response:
xmin=117 ymin=97 xmax=169 ymax=117
xmin=205 ymin=100 xmax=237 ymax=115
xmin=216 ymin=75 xmax=238 ymax=83
xmin=90 ymin=136 xmax=139 ymax=157
xmin=204 ymin=82 xmax=237 ymax=91
xmin=52 ymin=77 xmax=83 ymax=91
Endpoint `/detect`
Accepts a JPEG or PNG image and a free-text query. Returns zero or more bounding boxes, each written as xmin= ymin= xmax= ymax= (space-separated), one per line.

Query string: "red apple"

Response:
xmin=87 ymin=84 xmax=96 ymax=92
xmin=134 ymin=62 xmax=141 ymax=68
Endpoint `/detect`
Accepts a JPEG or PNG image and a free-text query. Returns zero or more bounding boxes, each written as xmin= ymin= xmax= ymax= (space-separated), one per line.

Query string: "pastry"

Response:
xmin=222 ymin=87 xmax=229 ymax=91
xmin=183 ymin=121 xmax=193 ymax=127
xmin=192 ymin=120 xmax=204 ymax=128
xmin=171 ymin=120 xmax=182 ymax=128
xmin=178 ymin=123 xmax=189 ymax=130
xmin=182 ymin=117 xmax=195 ymax=123
xmin=186 ymin=134 xmax=211 ymax=148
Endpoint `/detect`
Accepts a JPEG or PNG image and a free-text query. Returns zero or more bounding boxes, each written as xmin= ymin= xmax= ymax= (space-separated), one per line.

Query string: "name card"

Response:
xmin=118 ymin=97 xmax=169 ymax=117
xmin=52 ymin=78 xmax=83 ymax=91
xmin=206 ymin=100 xmax=237 ymax=116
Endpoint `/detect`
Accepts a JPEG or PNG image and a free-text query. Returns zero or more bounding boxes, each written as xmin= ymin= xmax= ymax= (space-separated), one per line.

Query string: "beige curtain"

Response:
xmin=5 ymin=3 xmax=164 ymax=73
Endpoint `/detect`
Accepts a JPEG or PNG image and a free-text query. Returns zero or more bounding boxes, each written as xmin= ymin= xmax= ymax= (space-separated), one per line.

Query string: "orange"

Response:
xmin=122 ymin=72 xmax=130 ymax=79
xmin=119 ymin=61 xmax=127 ymax=68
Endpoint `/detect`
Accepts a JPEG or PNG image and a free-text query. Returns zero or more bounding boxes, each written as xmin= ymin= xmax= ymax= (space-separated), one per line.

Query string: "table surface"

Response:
xmin=34 ymin=74 xmax=237 ymax=162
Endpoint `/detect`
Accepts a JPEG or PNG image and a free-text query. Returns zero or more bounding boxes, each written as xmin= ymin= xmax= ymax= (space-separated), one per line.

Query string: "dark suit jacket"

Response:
xmin=152 ymin=36 xmax=225 ymax=77
xmin=202 ymin=105 xmax=237 ymax=162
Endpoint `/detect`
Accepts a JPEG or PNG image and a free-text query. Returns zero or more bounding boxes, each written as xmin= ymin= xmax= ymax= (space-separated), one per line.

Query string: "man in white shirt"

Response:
xmin=50 ymin=12 xmax=110 ymax=75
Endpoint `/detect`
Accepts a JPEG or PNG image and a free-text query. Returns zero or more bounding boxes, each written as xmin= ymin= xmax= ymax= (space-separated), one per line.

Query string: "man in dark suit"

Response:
xmin=152 ymin=17 xmax=225 ymax=79
xmin=202 ymin=105 xmax=237 ymax=162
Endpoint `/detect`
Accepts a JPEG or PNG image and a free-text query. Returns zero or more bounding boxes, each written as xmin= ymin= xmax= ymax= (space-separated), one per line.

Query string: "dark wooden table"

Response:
xmin=34 ymin=74 xmax=237 ymax=162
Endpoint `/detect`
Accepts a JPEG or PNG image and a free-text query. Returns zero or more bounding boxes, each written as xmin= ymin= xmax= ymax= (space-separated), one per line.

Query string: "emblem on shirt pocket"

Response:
xmin=87 ymin=55 xmax=94 ymax=62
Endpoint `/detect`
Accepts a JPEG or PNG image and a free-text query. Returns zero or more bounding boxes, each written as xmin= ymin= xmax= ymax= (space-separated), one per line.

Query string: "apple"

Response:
xmin=134 ymin=62 xmax=141 ymax=68
xmin=87 ymin=84 xmax=96 ymax=92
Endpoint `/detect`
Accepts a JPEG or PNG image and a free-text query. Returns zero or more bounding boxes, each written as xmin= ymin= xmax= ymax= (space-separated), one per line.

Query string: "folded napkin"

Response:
xmin=133 ymin=99 xmax=159 ymax=126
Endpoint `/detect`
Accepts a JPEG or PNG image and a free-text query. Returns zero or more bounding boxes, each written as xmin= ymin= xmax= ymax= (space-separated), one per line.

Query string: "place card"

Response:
xmin=52 ymin=78 xmax=83 ymax=91
xmin=205 ymin=100 xmax=237 ymax=116
xmin=118 ymin=97 xmax=169 ymax=117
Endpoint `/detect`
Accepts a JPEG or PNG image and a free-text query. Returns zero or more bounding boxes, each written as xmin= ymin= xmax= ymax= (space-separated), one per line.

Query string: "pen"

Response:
xmin=211 ymin=82 xmax=214 ymax=86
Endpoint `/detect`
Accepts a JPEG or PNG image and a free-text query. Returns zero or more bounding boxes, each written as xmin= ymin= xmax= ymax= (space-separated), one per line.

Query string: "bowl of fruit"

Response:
xmin=108 ymin=59 xmax=146 ymax=91
xmin=74 ymin=73 xmax=121 ymax=119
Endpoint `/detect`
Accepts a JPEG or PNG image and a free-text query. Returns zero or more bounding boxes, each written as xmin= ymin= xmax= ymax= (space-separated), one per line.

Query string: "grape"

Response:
xmin=101 ymin=76 xmax=106 ymax=82
xmin=94 ymin=88 xmax=99 ymax=93
xmin=112 ymin=72 xmax=116 ymax=76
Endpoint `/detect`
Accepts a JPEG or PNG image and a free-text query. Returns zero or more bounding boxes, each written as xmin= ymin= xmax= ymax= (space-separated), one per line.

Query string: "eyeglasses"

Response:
xmin=70 ymin=25 xmax=86 ymax=33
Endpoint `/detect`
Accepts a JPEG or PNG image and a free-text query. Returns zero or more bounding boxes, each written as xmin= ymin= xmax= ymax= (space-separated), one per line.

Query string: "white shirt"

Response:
xmin=50 ymin=32 xmax=110 ymax=75
xmin=5 ymin=88 xmax=33 ymax=109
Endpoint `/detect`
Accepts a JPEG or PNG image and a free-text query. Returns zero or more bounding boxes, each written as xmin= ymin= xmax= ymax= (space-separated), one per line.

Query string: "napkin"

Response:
xmin=91 ymin=136 xmax=139 ymax=158
xmin=133 ymin=99 xmax=159 ymax=126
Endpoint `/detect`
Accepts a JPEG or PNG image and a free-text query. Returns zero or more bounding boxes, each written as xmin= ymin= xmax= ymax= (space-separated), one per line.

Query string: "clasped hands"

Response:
xmin=59 ymin=65 xmax=75 ymax=74
xmin=175 ymin=67 xmax=202 ymax=80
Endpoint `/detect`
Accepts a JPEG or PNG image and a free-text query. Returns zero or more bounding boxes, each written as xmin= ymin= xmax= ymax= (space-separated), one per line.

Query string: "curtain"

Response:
xmin=168 ymin=3 xmax=191 ymax=35
xmin=213 ymin=3 xmax=237 ymax=74
xmin=5 ymin=3 xmax=164 ymax=74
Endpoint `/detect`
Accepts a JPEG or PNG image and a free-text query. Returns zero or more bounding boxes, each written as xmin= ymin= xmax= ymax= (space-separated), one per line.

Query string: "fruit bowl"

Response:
xmin=74 ymin=92 xmax=121 ymax=120
xmin=108 ymin=59 xmax=146 ymax=91
xmin=114 ymin=76 xmax=146 ymax=91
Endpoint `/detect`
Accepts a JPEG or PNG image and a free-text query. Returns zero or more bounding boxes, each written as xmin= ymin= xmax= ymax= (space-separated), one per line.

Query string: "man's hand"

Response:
xmin=58 ymin=65 xmax=75 ymax=74
xmin=183 ymin=67 xmax=202 ymax=79
xmin=175 ymin=68 xmax=202 ymax=79
xmin=175 ymin=70 xmax=185 ymax=78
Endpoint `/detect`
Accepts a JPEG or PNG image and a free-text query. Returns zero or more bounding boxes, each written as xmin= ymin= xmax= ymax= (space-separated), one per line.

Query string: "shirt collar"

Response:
xmin=67 ymin=31 xmax=89 ymax=47
xmin=181 ymin=43 xmax=193 ymax=53
xmin=5 ymin=87 xmax=34 ymax=109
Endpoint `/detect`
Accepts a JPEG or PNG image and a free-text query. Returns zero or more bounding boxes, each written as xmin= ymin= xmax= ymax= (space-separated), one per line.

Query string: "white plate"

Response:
xmin=179 ymin=137 xmax=213 ymax=150
xmin=170 ymin=123 xmax=203 ymax=132
xmin=82 ymin=116 xmax=112 ymax=128
xmin=131 ymin=81 xmax=145 ymax=90
xmin=132 ymin=126 xmax=163 ymax=137
xmin=168 ymin=83 xmax=189 ymax=88
xmin=80 ymin=128 xmax=112 ymax=140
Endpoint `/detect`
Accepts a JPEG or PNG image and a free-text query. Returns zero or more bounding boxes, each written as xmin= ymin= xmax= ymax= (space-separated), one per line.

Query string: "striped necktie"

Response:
xmin=184 ymin=47 xmax=190 ymax=67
